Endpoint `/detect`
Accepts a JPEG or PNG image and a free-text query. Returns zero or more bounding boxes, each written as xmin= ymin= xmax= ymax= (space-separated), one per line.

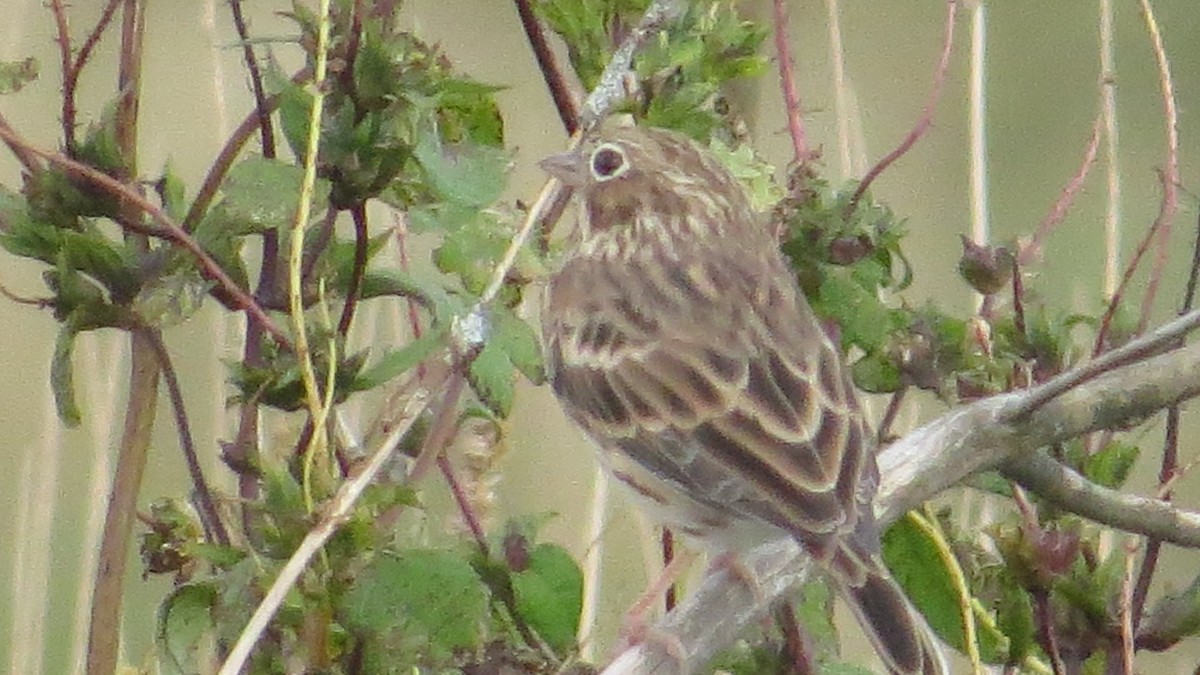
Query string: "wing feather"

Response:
xmin=545 ymin=243 xmax=869 ymax=543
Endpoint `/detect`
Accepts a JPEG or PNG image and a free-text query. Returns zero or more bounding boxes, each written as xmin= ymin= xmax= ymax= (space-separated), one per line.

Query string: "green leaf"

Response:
xmin=489 ymin=306 xmax=545 ymax=385
xmin=216 ymin=156 xmax=330 ymax=234
xmin=50 ymin=319 xmax=82 ymax=427
xmin=157 ymin=583 xmax=217 ymax=675
xmin=994 ymin=576 xmax=1035 ymax=664
xmin=157 ymin=160 xmax=189 ymax=222
xmin=354 ymin=332 xmax=445 ymax=391
xmin=413 ymin=132 xmax=509 ymax=208
xmin=341 ymin=549 xmax=487 ymax=653
xmin=1081 ymin=441 xmax=1139 ymax=490
xmin=813 ymin=268 xmax=901 ymax=353
xmin=0 ymin=185 xmax=56 ymax=261
xmin=59 ymin=226 xmax=139 ymax=301
xmin=882 ymin=516 xmax=983 ymax=656
xmin=275 ymin=80 xmax=314 ymax=161
xmin=192 ymin=213 xmax=250 ymax=293
xmin=134 ymin=267 xmax=211 ymax=327
xmin=512 ymin=543 xmax=583 ymax=653
xmin=850 ymin=351 xmax=901 ymax=393
xmin=794 ymin=579 xmax=840 ymax=657
xmin=469 ymin=339 xmax=516 ymax=417
xmin=354 ymin=269 xmax=468 ymax=325
xmin=0 ymin=56 xmax=38 ymax=94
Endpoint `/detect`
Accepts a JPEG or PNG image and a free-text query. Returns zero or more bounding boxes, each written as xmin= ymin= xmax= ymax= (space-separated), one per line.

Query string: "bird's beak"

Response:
xmin=539 ymin=148 xmax=587 ymax=188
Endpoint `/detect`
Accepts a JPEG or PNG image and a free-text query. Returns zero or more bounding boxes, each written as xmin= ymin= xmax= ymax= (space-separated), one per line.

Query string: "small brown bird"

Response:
xmin=540 ymin=123 xmax=941 ymax=674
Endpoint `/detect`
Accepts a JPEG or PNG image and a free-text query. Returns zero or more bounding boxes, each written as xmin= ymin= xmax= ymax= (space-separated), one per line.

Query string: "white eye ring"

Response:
xmin=589 ymin=143 xmax=630 ymax=182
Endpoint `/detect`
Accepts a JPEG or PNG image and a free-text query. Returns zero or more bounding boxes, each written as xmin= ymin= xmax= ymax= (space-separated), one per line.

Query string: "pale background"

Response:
xmin=2 ymin=1 xmax=1199 ymax=672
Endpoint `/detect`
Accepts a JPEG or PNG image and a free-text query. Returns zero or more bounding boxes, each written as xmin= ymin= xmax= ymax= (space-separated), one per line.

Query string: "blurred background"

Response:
xmin=1 ymin=0 xmax=1198 ymax=672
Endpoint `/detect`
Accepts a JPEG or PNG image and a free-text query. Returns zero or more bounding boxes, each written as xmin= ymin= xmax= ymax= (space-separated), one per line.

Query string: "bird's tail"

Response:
xmin=828 ymin=540 xmax=944 ymax=675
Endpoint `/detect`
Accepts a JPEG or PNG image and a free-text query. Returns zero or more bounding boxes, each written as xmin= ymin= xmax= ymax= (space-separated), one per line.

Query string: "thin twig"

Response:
xmin=772 ymin=0 xmax=810 ymax=165
xmin=847 ymin=0 xmax=958 ymax=217
xmin=514 ymin=0 xmax=579 ymax=133
xmin=0 ymin=124 xmax=293 ymax=347
xmin=336 ymin=203 xmax=369 ymax=337
xmin=1098 ymin=0 xmax=1122 ymax=298
xmin=876 ymin=388 xmax=906 ymax=444
xmin=0 ymin=281 xmax=52 ymax=308
xmin=228 ymin=0 xmax=277 ymax=158
xmin=1132 ymin=0 xmax=1179 ymax=337
xmin=48 ymin=0 xmax=75 ymax=148
xmin=1095 ymin=0 xmax=1180 ymax=350
xmin=289 ymin=0 xmax=335 ymax=514
xmin=144 ymin=329 xmax=230 ymax=547
xmin=824 ymin=0 xmax=853 ymax=177
xmin=1018 ymin=116 xmax=1103 ymax=267
xmin=87 ymin=4 xmax=149 ymax=672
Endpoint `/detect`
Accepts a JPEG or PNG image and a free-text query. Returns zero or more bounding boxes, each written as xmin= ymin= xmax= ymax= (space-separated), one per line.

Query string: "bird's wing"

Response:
xmin=545 ymin=246 xmax=868 ymax=542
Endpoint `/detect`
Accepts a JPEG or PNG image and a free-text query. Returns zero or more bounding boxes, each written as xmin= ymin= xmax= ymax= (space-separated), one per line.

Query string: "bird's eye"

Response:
xmin=589 ymin=144 xmax=629 ymax=181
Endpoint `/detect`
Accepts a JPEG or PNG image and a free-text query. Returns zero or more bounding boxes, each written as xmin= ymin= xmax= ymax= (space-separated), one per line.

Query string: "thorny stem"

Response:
xmin=0 ymin=124 xmax=293 ymax=347
xmin=229 ymin=0 xmax=277 ymax=158
xmin=771 ymin=0 xmax=810 ymax=166
xmin=224 ymin=4 xmax=293 ymax=529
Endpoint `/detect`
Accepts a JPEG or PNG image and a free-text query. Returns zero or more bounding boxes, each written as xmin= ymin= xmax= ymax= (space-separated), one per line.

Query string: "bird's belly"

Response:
xmin=597 ymin=439 xmax=785 ymax=553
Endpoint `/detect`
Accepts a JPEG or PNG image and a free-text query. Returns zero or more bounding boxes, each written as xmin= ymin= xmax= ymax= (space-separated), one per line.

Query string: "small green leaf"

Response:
xmin=994 ymin=576 xmax=1035 ymax=664
xmin=1081 ymin=441 xmax=1139 ymax=490
xmin=354 ymin=269 xmax=467 ymax=326
xmin=0 ymin=57 xmax=38 ymax=94
xmin=813 ymin=268 xmax=901 ymax=353
xmin=489 ymin=306 xmax=545 ymax=385
xmin=850 ymin=351 xmax=901 ymax=393
xmin=794 ymin=579 xmax=839 ymax=657
xmin=50 ymin=319 xmax=82 ymax=427
xmin=275 ymin=80 xmax=314 ymax=161
xmin=512 ymin=543 xmax=583 ymax=653
xmin=59 ymin=226 xmax=139 ymax=300
xmin=157 ymin=160 xmax=189 ymax=222
xmin=216 ymin=157 xmax=330 ymax=233
xmin=354 ymin=332 xmax=445 ymax=391
xmin=413 ymin=132 xmax=509 ymax=208
xmin=134 ymin=268 xmax=211 ymax=327
xmin=342 ymin=549 xmax=487 ymax=654
xmin=157 ymin=583 xmax=217 ymax=675
xmin=469 ymin=339 xmax=516 ymax=417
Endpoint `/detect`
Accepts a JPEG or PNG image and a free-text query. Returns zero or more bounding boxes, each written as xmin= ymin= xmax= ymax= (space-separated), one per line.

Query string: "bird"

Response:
xmin=539 ymin=122 xmax=942 ymax=674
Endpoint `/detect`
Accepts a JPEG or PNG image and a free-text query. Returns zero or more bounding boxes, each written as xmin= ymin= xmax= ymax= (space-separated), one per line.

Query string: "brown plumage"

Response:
xmin=540 ymin=124 xmax=941 ymax=675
